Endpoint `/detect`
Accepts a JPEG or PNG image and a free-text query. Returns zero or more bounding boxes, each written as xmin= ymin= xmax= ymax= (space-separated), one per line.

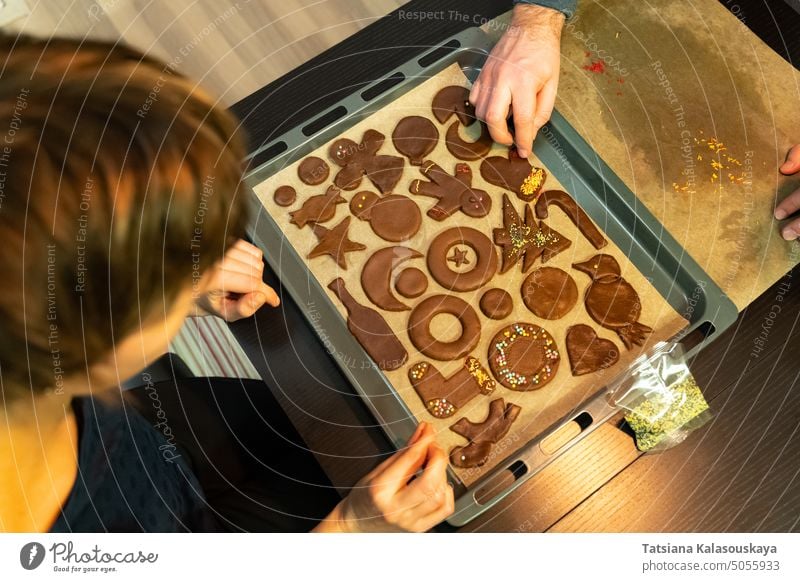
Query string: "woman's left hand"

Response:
xmin=196 ymin=239 xmax=280 ymax=321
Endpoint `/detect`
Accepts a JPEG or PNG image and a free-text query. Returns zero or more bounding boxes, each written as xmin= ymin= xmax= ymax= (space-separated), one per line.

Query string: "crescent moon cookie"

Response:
xmin=450 ymin=398 xmax=522 ymax=468
xmin=408 ymin=356 xmax=495 ymax=419
xmin=395 ymin=267 xmax=428 ymax=299
xmin=565 ymin=324 xmax=620 ymax=376
xmin=408 ymin=295 xmax=481 ymax=361
xmin=427 ymin=227 xmax=498 ymax=293
xmin=410 ymin=161 xmax=492 ymax=221
xmin=391 ymin=116 xmax=439 ymax=165
xmin=444 ymin=120 xmax=493 ymax=161
xmin=297 ymin=156 xmax=330 ymax=185
xmin=480 ymin=148 xmax=547 ymax=203
xmin=535 ymin=189 xmax=607 ymax=250
xmin=328 ymin=129 xmax=404 ymax=194
xmin=479 ymin=288 xmax=514 ymax=320
xmin=487 ymin=323 xmax=560 ymax=391
xmin=521 ymin=266 xmax=579 ymax=320
xmin=273 ymin=185 xmax=297 ymax=207
xmin=349 ymin=191 xmax=422 ymax=242
xmin=360 ymin=246 xmax=423 ymax=312
xmin=431 ymin=85 xmax=476 ymax=126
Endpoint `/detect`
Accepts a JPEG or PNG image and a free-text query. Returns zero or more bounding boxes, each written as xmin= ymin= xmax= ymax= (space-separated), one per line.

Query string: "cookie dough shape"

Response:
xmin=297 ymin=156 xmax=330 ymax=185
xmin=408 ymin=356 xmax=495 ymax=419
xmin=521 ymin=266 xmax=579 ymax=320
xmin=565 ymin=324 xmax=620 ymax=376
xmin=329 ymin=129 xmax=404 ymax=194
xmin=535 ymin=189 xmax=607 ymax=250
xmin=573 ymin=254 xmax=653 ymax=349
xmin=273 ymin=185 xmax=296 ymax=207
xmin=487 ymin=322 xmax=560 ymax=391
xmin=480 ymin=148 xmax=547 ymax=202
xmin=395 ymin=267 xmax=428 ymax=299
xmin=493 ymin=194 xmax=571 ymax=273
xmin=289 ymin=185 xmax=346 ymax=228
xmin=479 ymin=288 xmax=514 ymax=320
xmin=391 ymin=116 xmax=439 ymax=165
xmin=427 ymin=227 xmax=498 ymax=293
xmin=408 ymin=295 xmax=481 ymax=361
xmin=450 ymin=398 xmax=522 ymax=468
xmin=328 ymin=278 xmax=407 ymax=371
xmin=431 ymin=85 xmax=476 ymax=126
xmin=445 ymin=120 xmax=492 ymax=161
xmin=308 ymin=216 xmax=366 ymax=269
xmin=361 ymin=246 xmax=423 ymax=312
xmin=410 ymin=160 xmax=492 ymax=221
xmin=349 ymin=191 xmax=421 ymax=242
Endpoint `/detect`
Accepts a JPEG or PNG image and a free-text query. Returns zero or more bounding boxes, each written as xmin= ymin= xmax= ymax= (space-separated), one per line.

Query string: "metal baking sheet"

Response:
xmin=242 ymin=27 xmax=738 ymax=525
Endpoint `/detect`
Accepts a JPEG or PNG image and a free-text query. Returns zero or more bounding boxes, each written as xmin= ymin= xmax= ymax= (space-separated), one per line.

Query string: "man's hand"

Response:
xmin=776 ymin=145 xmax=800 ymax=240
xmin=196 ymin=239 xmax=279 ymax=321
xmin=470 ymin=4 xmax=565 ymax=158
xmin=314 ymin=423 xmax=454 ymax=532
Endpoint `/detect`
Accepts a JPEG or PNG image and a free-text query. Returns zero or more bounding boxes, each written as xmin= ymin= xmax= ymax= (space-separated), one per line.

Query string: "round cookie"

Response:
xmin=297 ymin=156 xmax=330 ymax=185
xmin=350 ymin=191 xmax=422 ymax=242
xmin=273 ymin=185 xmax=297 ymax=207
xmin=479 ymin=288 xmax=513 ymax=320
xmin=391 ymin=116 xmax=439 ymax=165
xmin=395 ymin=267 xmax=428 ymax=299
xmin=427 ymin=227 xmax=498 ymax=293
xmin=487 ymin=323 xmax=560 ymax=391
xmin=408 ymin=295 xmax=481 ymax=361
xmin=521 ymin=267 xmax=578 ymax=320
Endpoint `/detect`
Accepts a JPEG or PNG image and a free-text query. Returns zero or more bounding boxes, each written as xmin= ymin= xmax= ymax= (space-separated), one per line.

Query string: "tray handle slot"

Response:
xmin=361 ymin=71 xmax=406 ymax=102
xmin=679 ymin=320 xmax=717 ymax=357
xmin=417 ymin=38 xmax=462 ymax=68
xmin=474 ymin=460 xmax=528 ymax=505
xmin=302 ymin=104 xmax=348 ymax=137
xmin=246 ymin=140 xmax=288 ymax=171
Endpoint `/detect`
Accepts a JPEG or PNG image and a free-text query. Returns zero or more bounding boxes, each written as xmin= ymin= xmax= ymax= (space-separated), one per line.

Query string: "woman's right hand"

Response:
xmin=315 ymin=423 xmax=454 ymax=532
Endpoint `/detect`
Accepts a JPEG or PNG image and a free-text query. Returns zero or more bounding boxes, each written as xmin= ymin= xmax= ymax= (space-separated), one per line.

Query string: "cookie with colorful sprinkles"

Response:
xmin=487 ymin=323 xmax=560 ymax=391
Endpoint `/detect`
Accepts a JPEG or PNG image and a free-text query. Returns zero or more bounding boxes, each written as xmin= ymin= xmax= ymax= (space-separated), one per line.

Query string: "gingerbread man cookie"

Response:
xmin=410 ymin=160 xmax=491 ymax=221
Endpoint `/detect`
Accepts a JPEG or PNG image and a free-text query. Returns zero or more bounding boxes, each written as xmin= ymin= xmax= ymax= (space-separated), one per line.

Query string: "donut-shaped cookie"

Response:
xmin=408 ymin=295 xmax=481 ymax=361
xmin=487 ymin=323 xmax=560 ymax=391
xmin=427 ymin=227 xmax=498 ymax=292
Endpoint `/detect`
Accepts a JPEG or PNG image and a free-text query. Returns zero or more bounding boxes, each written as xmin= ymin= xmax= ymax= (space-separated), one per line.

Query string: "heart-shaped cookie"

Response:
xmin=565 ymin=324 xmax=620 ymax=376
xmin=480 ymin=148 xmax=546 ymax=202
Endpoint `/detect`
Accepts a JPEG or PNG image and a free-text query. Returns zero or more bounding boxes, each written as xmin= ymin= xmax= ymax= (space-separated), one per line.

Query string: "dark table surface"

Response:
xmin=229 ymin=0 xmax=800 ymax=532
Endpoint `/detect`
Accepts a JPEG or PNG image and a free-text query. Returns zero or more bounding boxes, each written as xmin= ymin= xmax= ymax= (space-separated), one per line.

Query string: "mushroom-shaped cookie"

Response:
xmin=573 ymin=254 xmax=653 ymax=349
xmin=409 ymin=160 xmax=492 ymax=221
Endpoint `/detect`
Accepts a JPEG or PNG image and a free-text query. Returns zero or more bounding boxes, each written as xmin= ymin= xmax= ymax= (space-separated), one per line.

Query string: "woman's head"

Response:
xmin=0 ymin=36 xmax=249 ymax=398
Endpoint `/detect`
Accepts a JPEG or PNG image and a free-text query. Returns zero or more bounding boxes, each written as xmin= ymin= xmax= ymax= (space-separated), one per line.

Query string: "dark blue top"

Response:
xmin=515 ymin=0 xmax=578 ymax=18
xmin=50 ymin=396 xmax=218 ymax=532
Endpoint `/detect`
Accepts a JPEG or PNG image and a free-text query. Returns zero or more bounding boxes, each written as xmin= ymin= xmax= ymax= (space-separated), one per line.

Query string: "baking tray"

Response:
xmin=242 ymin=27 xmax=739 ymax=526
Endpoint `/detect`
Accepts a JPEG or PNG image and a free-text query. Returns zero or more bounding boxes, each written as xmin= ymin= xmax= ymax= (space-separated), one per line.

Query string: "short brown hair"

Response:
xmin=0 ymin=35 xmax=248 ymax=398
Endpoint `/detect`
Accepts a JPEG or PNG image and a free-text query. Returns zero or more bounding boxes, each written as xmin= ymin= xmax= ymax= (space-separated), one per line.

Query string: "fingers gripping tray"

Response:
xmin=243 ymin=27 xmax=738 ymax=526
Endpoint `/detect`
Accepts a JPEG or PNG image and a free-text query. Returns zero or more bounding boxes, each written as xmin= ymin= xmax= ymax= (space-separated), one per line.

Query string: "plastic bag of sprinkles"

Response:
xmin=607 ymin=342 xmax=712 ymax=452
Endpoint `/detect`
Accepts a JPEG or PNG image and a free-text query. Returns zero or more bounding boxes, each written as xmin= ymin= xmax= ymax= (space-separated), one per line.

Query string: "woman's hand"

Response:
xmin=470 ymin=4 xmax=565 ymax=158
xmin=776 ymin=145 xmax=800 ymax=240
xmin=315 ymin=423 xmax=454 ymax=532
xmin=196 ymin=239 xmax=280 ymax=321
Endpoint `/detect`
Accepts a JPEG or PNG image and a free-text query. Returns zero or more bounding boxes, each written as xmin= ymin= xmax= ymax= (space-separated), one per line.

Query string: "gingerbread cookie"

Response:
xmin=297 ymin=156 xmax=330 ymax=185
xmin=361 ymin=246 xmax=423 ymax=312
xmin=328 ymin=278 xmax=407 ymax=371
xmin=573 ymin=254 xmax=653 ymax=349
xmin=445 ymin=120 xmax=492 ymax=161
xmin=410 ymin=161 xmax=491 ymax=221
xmin=308 ymin=216 xmax=366 ymax=268
xmin=329 ymin=129 xmax=404 ymax=194
xmin=395 ymin=267 xmax=428 ymax=299
xmin=450 ymin=398 xmax=522 ymax=468
xmin=427 ymin=227 xmax=498 ymax=292
xmin=408 ymin=295 xmax=481 ymax=361
xmin=408 ymin=356 xmax=495 ymax=419
xmin=493 ymin=194 xmax=571 ymax=273
xmin=273 ymin=185 xmax=297 ymax=207
xmin=349 ymin=191 xmax=421 ymax=242
xmin=479 ymin=288 xmax=514 ymax=320
xmin=487 ymin=323 xmax=560 ymax=391
xmin=521 ymin=267 xmax=579 ymax=320
xmin=535 ymin=189 xmax=607 ymax=250
xmin=565 ymin=324 xmax=620 ymax=376
xmin=431 ymin=85 xmax=476 ymax=126
xmin=391 ymin=116 xmax=439 ymax=165
xmin=480 ymin=148 xmax=547 ymax=202
xmin=289 ymin=185 xmax=346 ymax=228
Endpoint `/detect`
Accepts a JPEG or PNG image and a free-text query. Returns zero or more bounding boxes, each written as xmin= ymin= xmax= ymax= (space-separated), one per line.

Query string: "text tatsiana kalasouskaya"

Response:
xmin=642 ymin=543 xmax=777 ymax=557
